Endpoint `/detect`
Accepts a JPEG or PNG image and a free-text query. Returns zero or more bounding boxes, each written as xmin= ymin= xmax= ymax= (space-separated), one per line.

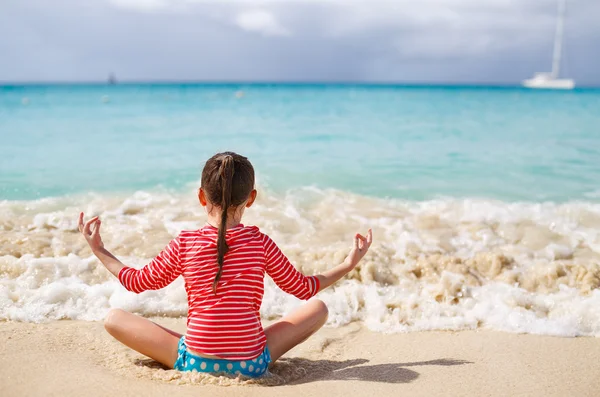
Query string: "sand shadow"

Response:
xmin=133 ymin=358 xmax=168 ymax=370
xmin=271 ymin=357 xmax=473 ymax=385
xmin=133 ymin=357 xmax=472 ymax=386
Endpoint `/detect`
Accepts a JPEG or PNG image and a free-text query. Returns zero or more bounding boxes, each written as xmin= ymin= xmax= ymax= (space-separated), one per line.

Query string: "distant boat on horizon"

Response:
xmin=108 ymin=73 xmax=117 ymax=85
xmin=523 ymin=0 xmax=575 ymax=90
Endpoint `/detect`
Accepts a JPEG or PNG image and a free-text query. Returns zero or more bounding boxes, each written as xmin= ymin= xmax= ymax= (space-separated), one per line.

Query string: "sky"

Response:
xmin=1 ymin=0 xmax=599 ymax=85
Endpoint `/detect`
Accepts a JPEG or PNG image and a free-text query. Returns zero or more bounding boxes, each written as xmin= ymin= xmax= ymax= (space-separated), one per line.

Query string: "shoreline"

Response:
xmin=2 ymin=319 xmax=599 ymax=396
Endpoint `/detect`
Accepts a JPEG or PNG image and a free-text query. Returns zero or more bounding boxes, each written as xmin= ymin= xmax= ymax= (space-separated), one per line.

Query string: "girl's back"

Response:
xmin=119 ymin=224 xmax=319 ymax=360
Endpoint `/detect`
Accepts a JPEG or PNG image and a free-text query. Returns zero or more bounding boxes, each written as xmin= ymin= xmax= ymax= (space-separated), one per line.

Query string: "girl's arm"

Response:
xmin=264 ymin=229 xmax=373 ymax=299
xmin=78 ymin=213 xmax=183 ymax=293
xmin=264 ymin=235 xmax=320 ymax=300
xmin=78 ymin=213 xmax=125 ymax=277
xmin=316 ymin=229 xmax=372 ymax=292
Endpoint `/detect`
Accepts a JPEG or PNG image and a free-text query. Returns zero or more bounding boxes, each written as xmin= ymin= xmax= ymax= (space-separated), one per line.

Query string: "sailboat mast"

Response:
xmin=551 ymin=0 xmax=566 ymax=78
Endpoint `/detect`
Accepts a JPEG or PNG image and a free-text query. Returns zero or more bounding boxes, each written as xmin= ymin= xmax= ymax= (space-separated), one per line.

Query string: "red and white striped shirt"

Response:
xmin=118 ymin=224 xmax=320 ymax=360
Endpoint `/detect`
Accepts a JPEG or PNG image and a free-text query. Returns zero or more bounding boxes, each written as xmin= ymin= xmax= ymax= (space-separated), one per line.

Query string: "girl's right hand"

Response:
xmin=78 ymin=212 xmax=104 ymax=253
xmin=343 ymin=229 xmax=373 ymax=269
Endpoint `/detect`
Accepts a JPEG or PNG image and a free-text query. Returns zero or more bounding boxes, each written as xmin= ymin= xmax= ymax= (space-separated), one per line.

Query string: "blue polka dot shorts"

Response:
xmin=173 ymin=337 xmax=271 ymax=378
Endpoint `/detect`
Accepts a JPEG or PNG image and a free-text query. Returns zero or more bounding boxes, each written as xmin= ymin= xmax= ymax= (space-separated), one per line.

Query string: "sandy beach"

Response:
xmin=2 ymin=318 xmax=599 ymax=397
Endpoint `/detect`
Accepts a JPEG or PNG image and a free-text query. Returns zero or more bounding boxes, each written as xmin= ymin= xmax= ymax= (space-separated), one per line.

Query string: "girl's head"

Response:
xmin=199 ymin=152 xmax=256 ymax=292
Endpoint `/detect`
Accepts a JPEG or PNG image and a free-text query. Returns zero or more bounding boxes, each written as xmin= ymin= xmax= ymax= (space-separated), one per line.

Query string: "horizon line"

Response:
xmin=1 ymin=79 xmax=599 ymax=89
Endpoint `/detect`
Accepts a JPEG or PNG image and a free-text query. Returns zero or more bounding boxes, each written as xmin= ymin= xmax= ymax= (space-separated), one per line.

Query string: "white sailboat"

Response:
xmin=523 ymin=0 xmax=575 ymax=90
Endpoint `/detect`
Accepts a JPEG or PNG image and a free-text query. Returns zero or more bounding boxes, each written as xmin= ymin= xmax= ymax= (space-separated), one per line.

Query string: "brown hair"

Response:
xmin=201 ymin=152 xmax=255 ymax=293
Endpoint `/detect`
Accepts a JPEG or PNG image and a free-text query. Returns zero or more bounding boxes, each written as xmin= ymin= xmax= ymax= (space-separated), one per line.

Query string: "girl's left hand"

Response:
xmin=343 ymin=229 xmax=373 ymax=270
xmin=78 ymin=212 xmax=104 ymax=252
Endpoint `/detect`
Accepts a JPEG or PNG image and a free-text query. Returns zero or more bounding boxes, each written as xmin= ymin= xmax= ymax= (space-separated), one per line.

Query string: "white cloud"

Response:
xmin=234 ymin=9 xmax=290 ymax=37
xmin=103 ymin=0 xmax=556 ymax=47
xmin=1 ymin=0 xmax=599 ymax=83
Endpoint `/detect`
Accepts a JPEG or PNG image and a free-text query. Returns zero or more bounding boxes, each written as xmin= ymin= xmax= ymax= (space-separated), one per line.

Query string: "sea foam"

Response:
xmin=1 ymin=187 xmax=599 ymax=336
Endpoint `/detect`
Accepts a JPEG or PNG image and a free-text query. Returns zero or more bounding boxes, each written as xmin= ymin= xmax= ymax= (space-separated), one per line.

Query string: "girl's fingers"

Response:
xmin=92 ymin=220 xmax=101 ymax=237
xmin=83 ymin=217 xmax=99 ymax=235
xmin=78 ymin=212 xmax=85 ymax=232
xmin=353 ymin=234 xmax=359 ymax=249
xmin=356 ymin=234 xmax=367 ymax=250
xmin=366 ymin=229 xmax=373 ymax=245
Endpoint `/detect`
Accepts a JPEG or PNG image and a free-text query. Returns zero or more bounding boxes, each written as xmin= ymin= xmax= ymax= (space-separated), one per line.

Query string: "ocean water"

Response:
xmin=1 ymin=84 xmax=600 ymax=337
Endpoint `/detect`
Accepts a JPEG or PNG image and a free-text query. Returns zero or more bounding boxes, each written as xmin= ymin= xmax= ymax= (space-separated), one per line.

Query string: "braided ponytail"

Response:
xmin=213 ymin=155 xmax=235 ymax=293
xmin=201 ymin=152 xmax=255 ymax=294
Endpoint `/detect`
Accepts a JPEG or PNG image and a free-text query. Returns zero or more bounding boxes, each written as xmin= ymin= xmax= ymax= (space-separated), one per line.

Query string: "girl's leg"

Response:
xmin=264 ymin=299 xmax=329 ymax=362
xmin=104 ymin=308 xmax=182 ymax=368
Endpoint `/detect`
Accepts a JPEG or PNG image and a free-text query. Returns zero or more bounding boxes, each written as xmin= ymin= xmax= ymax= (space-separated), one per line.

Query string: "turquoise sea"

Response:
xmin=2 ymin=84 xmax=600 ymax=337
xmin=1 ymin=84 xmax=599 ymax=201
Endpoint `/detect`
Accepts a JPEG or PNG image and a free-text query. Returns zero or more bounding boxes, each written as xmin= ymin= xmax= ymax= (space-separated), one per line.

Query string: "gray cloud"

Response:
xmin=0 ymin=0 xmax=598 ymax=84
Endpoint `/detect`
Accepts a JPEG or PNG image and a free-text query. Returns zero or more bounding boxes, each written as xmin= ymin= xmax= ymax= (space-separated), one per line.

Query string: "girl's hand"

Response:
xmin=343 ymin=229 xmax=373 ymax=269
xmin=78 ymin=212 xmax=104 ymax=253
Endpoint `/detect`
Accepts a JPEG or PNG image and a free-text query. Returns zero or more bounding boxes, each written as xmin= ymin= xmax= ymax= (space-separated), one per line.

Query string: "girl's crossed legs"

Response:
xmin=104 ymin=299 xmax=329 ymax=371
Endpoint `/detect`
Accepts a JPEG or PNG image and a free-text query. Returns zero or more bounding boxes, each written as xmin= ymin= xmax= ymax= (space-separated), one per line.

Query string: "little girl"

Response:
xmin=78 ymin=152 xmax=372 ymax=377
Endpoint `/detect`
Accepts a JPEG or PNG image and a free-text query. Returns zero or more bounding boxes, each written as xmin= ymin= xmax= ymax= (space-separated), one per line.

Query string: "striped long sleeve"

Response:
xmin=118 ymin=236 xmax=182 ymax=294
xmin=115 ymin=225 xmax=320 ymax=360
xmin=262 ymin=234 xmax=320 ymax=300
